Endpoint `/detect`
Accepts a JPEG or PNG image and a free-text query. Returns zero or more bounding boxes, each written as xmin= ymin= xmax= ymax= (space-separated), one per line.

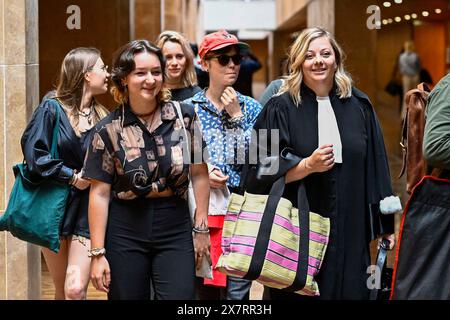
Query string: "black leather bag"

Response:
xmin=370 ymin=238 xmax=393 ymax=300
xmin=391 ymin=176 xmax=450 ymax=299
xmin=385 ymin=79 xmax=402 ymax=97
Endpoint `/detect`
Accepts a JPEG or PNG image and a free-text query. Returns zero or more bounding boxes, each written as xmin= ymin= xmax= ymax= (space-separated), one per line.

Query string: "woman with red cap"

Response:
xmin=184 ymin=30 xmax=263 ymax=300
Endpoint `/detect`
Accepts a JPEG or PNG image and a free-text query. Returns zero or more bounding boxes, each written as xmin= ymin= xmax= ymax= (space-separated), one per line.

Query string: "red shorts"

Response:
xmin=203 ymin=215 xmax=226 ymax=287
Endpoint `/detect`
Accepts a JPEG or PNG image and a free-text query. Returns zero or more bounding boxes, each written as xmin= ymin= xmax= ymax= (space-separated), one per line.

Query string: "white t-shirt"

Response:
xmin=317 ymin=96 xmax=343 ymax=163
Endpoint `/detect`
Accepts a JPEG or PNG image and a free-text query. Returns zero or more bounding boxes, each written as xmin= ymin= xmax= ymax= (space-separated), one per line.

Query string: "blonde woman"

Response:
xmin=84 ymin=40 xmax=210 ymax=299
xmin=21 ymin=47 xmax=110 ymax=299
xmin=248 ymin=27 xmax=401 ymax=299
xmin=156 ymin=31 xmax=201 ymax=101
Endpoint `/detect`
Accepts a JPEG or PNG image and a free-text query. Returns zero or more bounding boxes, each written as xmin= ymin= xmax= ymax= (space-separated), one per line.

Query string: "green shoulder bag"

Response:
xmin=0 ymin=103 xmax=70 ymax=252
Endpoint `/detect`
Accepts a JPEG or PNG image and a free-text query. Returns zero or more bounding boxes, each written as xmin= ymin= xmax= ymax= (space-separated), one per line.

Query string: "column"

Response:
xmin=307 ymin=0 xmax=335 ymax=33
xmin=134 ymin=0 xmax=161 ymax=42
xmin=0 ymin=0 xmax=41 ymax=300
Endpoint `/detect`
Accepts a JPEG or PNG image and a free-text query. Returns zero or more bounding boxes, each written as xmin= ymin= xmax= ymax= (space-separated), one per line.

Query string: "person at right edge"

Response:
xmin=247 ymin=27 xmax=402 ymax=299
xmin=423 ymin=72 xmax=450 ymax=178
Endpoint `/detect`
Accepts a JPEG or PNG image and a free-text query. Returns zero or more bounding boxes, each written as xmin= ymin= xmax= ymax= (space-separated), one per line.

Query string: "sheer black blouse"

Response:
xmin=21 ymin=98 xmax=81 ymax=183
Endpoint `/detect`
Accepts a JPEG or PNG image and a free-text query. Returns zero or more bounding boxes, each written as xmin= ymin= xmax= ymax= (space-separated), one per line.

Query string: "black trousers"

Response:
xmin=106 ymin=196 xmax=195 ymax=300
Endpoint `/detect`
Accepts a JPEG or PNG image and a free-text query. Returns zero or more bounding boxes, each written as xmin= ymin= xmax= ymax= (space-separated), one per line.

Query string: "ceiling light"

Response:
xmin=388 ymin=18 xmax=393 ymax=23
xmin=383 ymin=2 xmax=391 ymax=7
xmin=435 ymin=8 xmax=442 ymax=14
xmin=411 ymin=13 xmax=418 ymax=19
xmin=394 ymin=0 xmax=403 ymax=3
xmin=382 ymin=19 xmax=389 ymax=25
xmin=404 ymin=15 xmax=411 ymax=20
xmin=395 ymin=16 xmax=402 ymax=22
xmin=422 ymin=11 xmax=429 ymax=17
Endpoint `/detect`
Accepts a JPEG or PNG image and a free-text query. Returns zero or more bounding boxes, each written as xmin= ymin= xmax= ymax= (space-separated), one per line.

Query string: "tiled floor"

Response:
xmin=41 ymin=92 xmax=408 ymax=300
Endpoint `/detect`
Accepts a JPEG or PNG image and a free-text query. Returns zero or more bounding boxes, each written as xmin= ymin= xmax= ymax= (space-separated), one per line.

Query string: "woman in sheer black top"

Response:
xmin=21 ymin=47 xmax=110 ymax=299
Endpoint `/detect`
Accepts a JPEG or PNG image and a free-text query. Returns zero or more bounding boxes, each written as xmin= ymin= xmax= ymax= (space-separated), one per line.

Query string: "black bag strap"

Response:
xmin=370 ymin=238 xmax=390 ymax=300
xmin=398 ymin=108 xmax=408 ymax=179
xmin=244 ymin=175 xmax=310 ymax=292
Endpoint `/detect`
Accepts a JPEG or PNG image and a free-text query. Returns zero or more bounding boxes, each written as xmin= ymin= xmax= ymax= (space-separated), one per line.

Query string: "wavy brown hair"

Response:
xmin=156 ymin=30 xmax=198 ymax=88
xmin=280 ymin=27 xmax=353 ymax=106
xmin=110 ymin=39 xmax=171 ymax=104
xmin=55 ymin=47 xmax=108 ymax=136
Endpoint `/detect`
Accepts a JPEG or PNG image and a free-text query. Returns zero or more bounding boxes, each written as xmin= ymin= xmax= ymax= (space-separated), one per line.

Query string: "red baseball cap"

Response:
xmin=198 ymin=29 xmax=249 ymax=60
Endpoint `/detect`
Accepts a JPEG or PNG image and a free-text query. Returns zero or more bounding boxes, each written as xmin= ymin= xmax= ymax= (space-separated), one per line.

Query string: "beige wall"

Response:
xmin=135 ymin=0 xmax=161 ymax=42
xmin=269 ymin=30 xmax=296 ymax=81
xmin=164 ymin=0 xmax=183 ymax=35
xmin=415 ymin=22 xmax=447 ymax=86
xmin=0 ymin=0 xmax=41 ymax=300
xmin=307 ymin=0 xmax=334 ymax=32
xmin=136 ymin=0 xmax=200 ymax=44
xmin=245 ymin=39 xmax=269 ymax=84
xmin=276 ymin=0 xmax=308 ymax=28
xmin=335 ymin=0 xmax=377 ymax=101
xmin=183 ymin=0 xmax=202 ymax=43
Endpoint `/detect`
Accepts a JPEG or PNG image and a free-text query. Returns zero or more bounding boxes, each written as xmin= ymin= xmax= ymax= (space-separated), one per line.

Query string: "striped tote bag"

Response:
xmin=216 ymin=176 xmax=330 ymax=296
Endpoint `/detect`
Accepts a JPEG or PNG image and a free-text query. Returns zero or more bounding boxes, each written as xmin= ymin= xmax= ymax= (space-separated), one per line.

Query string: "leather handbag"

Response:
xmin=397 ymin=83 xmax=443 ymax=194
xmin=216 ymin=173 xmax=330 ymax=296
xmin=370 ymin=238 xmax=393 ymax=300
xmin=0 ymin=103 xmax=70 ymax=253
xmin=172 ymin=101 xmax=213 ymax=279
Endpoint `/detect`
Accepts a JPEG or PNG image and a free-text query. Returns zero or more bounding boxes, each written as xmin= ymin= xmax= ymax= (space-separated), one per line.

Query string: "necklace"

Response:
xmin=137 ymin=110 xmax=157 ymax=132
xmin=79 ymin=107 xmax=94 ymax=125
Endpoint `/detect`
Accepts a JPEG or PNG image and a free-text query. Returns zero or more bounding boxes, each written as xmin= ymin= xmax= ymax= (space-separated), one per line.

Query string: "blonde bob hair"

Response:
xmin=280 ymin=27 xmax=353 ymax=106
xmin=156 ymin=30 xmax=198 ymax=88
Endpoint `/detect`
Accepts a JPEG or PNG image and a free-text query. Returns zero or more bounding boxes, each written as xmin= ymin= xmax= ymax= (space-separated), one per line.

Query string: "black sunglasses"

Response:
xmin=210 ymin=54 xmax=242 ymax=66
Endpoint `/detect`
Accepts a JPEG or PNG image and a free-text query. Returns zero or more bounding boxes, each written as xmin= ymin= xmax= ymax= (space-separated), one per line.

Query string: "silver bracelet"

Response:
xmin=229 ymin=114 xmax=244 ymax=123
xmin=88 ymin=247 xmax=106 ymax=258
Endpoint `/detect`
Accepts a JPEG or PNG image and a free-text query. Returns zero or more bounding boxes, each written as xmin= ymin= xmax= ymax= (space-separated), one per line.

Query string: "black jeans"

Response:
xmin=106 ymin=196 xmax=195 ymax=300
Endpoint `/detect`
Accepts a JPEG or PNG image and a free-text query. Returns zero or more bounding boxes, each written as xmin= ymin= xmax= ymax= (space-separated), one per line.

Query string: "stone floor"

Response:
xmin=41 ymin=91 xmax=408 ymax=300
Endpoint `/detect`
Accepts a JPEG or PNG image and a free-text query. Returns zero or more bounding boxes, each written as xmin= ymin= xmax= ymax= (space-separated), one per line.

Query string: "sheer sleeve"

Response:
xmin=20 ymin=99 xmax=74 ymax=183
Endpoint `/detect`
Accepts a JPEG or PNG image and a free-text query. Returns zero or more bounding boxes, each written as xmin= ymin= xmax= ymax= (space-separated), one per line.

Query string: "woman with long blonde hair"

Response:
xmin=21 ymin=47 xmax=110 ymax=299
xmin=248 ymin=27 xmax=401 ymax=299
xmin=156 ymin=30 xmax=201 ymax=101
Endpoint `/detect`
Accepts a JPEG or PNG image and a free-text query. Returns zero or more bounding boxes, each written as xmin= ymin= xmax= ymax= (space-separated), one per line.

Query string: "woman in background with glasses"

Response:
xmin=21 ymin=47 xmax=110 ymax=299
xmin=156 ymin=31 xmax=202 ymax=101
xmin=184 ymin=29 xmax=263 ymax=300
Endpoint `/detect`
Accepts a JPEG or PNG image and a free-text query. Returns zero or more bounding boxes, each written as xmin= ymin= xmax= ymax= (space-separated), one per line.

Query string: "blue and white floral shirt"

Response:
xmin=184 ymin=89 xmax=262 ymax=188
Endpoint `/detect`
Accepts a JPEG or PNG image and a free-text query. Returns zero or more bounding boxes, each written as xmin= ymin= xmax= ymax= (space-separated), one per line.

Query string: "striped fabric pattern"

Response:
xmin=216 ymin=192 xmax=330 ymax=296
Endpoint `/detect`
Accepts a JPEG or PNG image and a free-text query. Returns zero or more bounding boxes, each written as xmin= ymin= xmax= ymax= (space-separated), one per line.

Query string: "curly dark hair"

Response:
xmin=110 ymin=39 xmax=170 ymax=104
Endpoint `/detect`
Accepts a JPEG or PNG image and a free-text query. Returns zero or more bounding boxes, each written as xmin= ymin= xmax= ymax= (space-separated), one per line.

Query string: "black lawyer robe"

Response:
xmin=245 ymin=84 xmax=394 ymax=299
